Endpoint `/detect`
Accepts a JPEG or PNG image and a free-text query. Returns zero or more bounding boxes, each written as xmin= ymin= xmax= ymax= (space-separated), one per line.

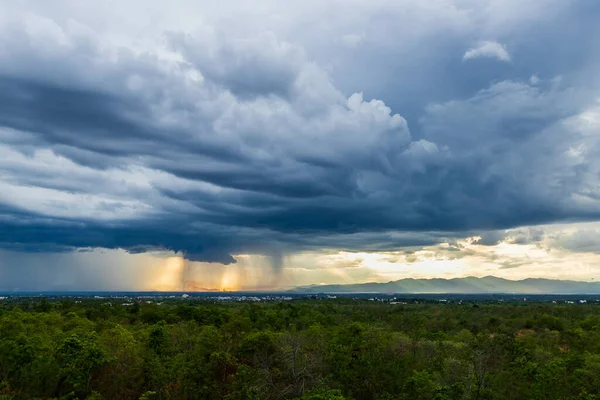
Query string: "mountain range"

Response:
xmin=289 ymin=276 xmax=600 ymax=294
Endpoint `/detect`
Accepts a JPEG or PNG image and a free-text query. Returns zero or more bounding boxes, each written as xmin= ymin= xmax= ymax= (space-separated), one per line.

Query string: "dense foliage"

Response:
xmin=1 ymin=297 xmax=600 ymax=399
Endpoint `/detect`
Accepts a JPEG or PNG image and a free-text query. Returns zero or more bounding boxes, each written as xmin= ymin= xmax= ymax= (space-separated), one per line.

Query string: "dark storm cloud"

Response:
xmin=1 ymin=0 xmax=600 ymax=264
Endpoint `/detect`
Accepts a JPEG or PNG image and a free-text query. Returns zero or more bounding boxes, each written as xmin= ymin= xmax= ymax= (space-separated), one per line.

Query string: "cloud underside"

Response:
xmin=1 ymin=0 xmax=600 ymax=265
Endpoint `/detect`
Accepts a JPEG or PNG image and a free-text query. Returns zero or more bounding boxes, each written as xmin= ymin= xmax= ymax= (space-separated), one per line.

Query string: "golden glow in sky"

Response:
xmin=150 ymin=256 xmax=185 ymax=291
xmin=8 ymin=222 xmax=595 ymax=292
xmin=219 ymin=266 xmax=239 ymax=291
xmin=136 ymin=223 xmax=600 ymax=292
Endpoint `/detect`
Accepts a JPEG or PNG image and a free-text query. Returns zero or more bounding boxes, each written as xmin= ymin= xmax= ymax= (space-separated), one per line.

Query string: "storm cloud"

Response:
xmin=1 ymin=0 xmax=600 ymax=267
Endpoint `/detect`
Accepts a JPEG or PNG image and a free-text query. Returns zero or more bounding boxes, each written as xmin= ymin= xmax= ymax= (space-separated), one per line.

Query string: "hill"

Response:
xmin=289 ymin=276 xmax=600 ymax=294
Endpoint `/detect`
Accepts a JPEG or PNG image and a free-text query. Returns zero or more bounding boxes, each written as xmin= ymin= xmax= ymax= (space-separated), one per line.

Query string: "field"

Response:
xmin=1 ymin=295 xmax=600 ymax=399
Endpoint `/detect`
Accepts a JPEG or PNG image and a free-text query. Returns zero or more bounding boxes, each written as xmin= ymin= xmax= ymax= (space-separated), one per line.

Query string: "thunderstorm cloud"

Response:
xmin=1 ymin=0 xmax=600 ymax=288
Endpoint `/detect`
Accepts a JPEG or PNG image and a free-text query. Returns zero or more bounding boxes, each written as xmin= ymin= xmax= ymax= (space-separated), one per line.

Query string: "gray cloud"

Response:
xmin=552 ymin=226 xmax=600 ymax=254
xmin=0 ymin=0 xmax=600 ymax=268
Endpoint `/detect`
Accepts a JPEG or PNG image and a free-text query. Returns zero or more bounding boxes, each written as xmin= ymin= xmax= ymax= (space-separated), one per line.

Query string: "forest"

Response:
xmin=1 ymin=296 xmax=600 ymax=400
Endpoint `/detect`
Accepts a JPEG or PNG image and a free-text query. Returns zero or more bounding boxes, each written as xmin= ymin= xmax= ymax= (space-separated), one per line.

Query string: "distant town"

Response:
xmin=2 ymin=292 xmax=600 ymax=305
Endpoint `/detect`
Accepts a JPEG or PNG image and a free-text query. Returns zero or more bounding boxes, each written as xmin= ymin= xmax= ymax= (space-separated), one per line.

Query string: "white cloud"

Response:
xmin=463 ymin=40 xmax=511 ymax=62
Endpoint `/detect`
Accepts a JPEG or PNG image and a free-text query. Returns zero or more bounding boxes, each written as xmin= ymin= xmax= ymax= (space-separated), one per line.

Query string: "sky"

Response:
xmin=1 ymin=0 xmax=600 ymax=291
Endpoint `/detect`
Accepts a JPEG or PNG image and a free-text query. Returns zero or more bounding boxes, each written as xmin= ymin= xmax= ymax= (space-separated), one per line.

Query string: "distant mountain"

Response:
xmin=289 ymin=276 xmax=600 ymax=294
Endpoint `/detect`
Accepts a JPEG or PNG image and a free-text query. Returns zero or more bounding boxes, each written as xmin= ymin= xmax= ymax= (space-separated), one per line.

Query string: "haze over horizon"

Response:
xmin=2 ymin=0 xmax=600 ymax=291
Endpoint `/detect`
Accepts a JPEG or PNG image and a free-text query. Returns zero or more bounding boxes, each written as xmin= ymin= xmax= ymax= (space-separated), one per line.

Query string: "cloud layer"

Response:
xmin=1 ymin=0 xmax=600 ymax=275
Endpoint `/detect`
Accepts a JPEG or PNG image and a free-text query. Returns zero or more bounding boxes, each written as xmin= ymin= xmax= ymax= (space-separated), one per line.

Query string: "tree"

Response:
xmin=299 ymin=386 xmax=347 ymax=400
xmin=57 ymin=334 xmax=106 ymax=397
